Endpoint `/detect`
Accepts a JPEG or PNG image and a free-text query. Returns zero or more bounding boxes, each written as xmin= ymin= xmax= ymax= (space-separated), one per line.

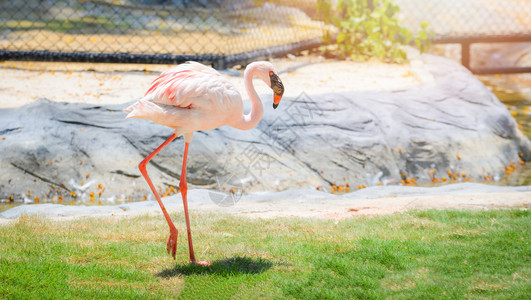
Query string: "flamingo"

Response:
xmin=124 ymin=61 xmax=284 ymax=265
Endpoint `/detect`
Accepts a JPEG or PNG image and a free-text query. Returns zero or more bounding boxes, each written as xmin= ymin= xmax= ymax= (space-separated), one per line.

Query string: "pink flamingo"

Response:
xmin=124 ymin=61 xmax=284 ymax=265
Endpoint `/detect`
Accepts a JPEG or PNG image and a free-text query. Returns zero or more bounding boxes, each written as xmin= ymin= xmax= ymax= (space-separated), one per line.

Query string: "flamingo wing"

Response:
xmin=144 ymin=62 xmax=239 ymax=113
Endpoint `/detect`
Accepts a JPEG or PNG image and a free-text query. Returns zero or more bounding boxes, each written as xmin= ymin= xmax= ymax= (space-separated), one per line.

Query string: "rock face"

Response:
xmin=0 ymin=54 xmax=529 ymax=204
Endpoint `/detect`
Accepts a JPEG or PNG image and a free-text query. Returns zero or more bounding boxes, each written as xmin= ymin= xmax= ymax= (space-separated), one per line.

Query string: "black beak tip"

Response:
xmin=273 ymin=103 xmax=279 ymax=109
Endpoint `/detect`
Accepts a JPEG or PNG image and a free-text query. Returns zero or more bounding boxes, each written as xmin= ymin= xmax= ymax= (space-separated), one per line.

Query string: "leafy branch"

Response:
xmin=317 ymin=0 xmax=431 ymax=63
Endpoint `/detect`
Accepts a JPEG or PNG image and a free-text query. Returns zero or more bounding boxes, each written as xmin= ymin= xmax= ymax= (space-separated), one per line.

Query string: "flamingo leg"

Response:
xmin=138 ymin=133 xmax=179 ymax=259
xmin=180 ymin=142 xmax=210 ymax=266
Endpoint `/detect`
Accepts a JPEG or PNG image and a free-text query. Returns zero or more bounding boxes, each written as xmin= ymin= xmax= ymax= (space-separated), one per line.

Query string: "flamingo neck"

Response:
xmin=232 ymin=64 xmax=264 ymax=130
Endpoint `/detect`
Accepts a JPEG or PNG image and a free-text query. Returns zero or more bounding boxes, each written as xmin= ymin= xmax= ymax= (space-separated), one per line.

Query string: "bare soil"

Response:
xmin=0 ymin=187 xmax=528 ymax=225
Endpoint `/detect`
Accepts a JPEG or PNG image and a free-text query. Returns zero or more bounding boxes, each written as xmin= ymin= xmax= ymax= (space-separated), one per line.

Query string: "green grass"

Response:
xmin=0 ymin=209 xmax=529 ymax=299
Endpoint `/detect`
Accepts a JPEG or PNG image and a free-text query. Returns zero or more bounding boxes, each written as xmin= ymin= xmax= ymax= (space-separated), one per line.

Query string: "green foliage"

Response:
xmin=317 ymin=0 xmax=431 ymax=63
xmin=0 ymin=209 xmax=529 ymax=298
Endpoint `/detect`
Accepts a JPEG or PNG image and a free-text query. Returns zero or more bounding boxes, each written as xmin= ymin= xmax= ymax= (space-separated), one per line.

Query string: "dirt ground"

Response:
xmin=195 ymin=191 xmax=531 ymax=220
xmin=1 ymin=185 xmax=529 ymax=224
xmin=0 ymin=27 xmax=324 ymax=56
xmin=0 ymin=49 xmax=431 ymax=109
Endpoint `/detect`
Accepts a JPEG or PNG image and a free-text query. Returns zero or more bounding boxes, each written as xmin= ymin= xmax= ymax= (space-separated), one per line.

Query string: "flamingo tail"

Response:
xmin=124 ymin=99 xmax=163 ymax=119
xmin=124 ymin=99 xmax=188 ymax=139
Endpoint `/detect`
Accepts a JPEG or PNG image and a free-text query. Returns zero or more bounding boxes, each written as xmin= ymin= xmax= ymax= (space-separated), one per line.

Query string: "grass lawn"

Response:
xmin=0 ymin=209 xmax=529 ymax=299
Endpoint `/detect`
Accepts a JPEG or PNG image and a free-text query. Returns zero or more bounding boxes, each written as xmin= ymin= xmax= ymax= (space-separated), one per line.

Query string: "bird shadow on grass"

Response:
xmin=156 ymin=256 xmax=273 ymax=277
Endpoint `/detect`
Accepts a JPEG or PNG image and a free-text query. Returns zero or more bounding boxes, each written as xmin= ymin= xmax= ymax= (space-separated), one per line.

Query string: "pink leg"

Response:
xmin=138 ymin=133 xmax=179 ymax=259
xmin=180 ymin=142 xmax=210 ymax=266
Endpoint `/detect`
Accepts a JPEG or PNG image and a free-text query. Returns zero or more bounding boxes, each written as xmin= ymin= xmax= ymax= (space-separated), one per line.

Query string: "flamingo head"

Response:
xmin=269 ymin=70 xmax=284 ymax=109
xmin=247 ymin=61 xmax=285 ymax=109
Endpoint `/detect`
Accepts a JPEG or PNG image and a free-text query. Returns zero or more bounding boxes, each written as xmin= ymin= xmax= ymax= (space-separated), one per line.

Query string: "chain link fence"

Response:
xmin=0 ymin=0 xmax=329 ymax=67
xmin=397 ymin=0 xmax=531 ymax=74
xmin=396 ymin=0 xmax=531 ymax=39
xmin=0 ymin=0 xmax=530 ymax=67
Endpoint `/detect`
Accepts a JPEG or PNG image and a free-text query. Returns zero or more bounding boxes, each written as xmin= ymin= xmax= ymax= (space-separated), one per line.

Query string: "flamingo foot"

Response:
xmin=193 ymin=260 xmax=211 ymax=266
xmin=166 ymin=229 xmax=178 ymax=259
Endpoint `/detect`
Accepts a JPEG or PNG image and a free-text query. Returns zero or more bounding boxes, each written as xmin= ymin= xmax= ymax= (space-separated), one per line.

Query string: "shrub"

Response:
xmin=317 ymin=0 xmax=431 ymax=63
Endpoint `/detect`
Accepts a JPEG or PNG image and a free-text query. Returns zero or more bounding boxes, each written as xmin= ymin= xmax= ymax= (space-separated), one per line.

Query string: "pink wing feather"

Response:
xmin=144 ymin=62 xmax=232 ymax=108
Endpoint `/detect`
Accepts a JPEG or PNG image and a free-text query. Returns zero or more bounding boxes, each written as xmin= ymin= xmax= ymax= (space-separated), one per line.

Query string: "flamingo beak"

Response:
xmin=273 ymin=94 xmax=282 ymax=109
xmin=269 ymin=71 xmax=284 ymax=110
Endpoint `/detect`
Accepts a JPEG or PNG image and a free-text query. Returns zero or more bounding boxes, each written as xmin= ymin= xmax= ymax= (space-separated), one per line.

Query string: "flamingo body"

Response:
xmin=125 ymin=62 xmax=246 ymax=141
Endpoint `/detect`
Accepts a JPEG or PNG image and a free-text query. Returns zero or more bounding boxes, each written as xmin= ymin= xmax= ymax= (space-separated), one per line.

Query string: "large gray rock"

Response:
xmin=0 ymin=54 xmax=529 ymax=205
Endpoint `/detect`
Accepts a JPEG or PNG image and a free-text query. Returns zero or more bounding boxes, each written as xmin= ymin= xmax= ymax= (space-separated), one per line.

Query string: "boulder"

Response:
xmin=0 ymin=54 xmax=529 ymax=204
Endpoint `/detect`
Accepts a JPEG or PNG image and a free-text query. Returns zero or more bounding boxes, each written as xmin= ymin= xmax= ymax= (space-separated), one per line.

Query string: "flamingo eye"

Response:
xmin=269 ymin=71 xmax=274 ymax=76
